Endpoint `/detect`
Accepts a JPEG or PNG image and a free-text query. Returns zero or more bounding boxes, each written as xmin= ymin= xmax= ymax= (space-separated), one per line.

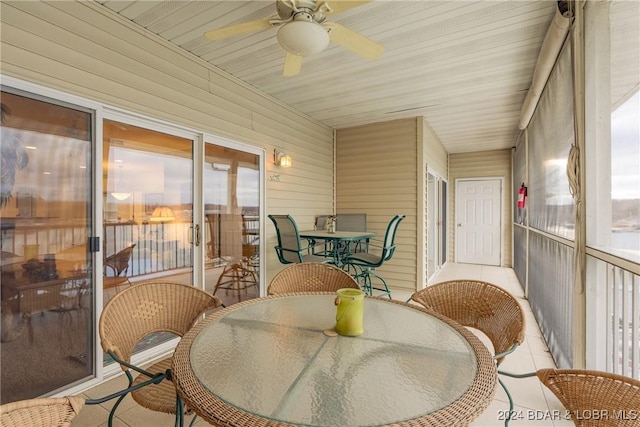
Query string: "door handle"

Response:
xmin=189 ymin=225 xmax=201 ymax=246
xmin=457 ymin=223 xmax=462 ymax=227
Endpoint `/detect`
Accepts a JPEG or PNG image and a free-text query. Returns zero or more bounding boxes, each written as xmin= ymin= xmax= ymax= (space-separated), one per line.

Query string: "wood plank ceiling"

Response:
xmin=96 ymin=0 xmax=559 ymax=154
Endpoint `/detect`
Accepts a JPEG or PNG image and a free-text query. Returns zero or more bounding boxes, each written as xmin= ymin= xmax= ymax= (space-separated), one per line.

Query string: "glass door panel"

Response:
xmin=440 ymin=180 xmax=448 ymax=265
xmin=426 ymin=172 xmax=437 ymax=279
xmin=1 ymin=90 xmax=94 ymax=403
xmin=204 ymin=143 xmax=260 ymax=305
xmin=103 ymin=119 xmax=194 ymax=359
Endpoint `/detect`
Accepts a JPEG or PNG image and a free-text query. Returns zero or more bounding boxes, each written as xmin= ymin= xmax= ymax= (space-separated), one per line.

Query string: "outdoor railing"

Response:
xmin=104 ymin=222 xmax=192 ymax=277
xmin=606 ymin=262 xmax=640 ymax=378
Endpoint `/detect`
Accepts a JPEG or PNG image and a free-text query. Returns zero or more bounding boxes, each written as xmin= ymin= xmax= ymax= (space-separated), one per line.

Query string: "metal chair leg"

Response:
xmin=368 ymin=269 xmax=392 ymax=299
xmin=348 ymin=265 xmax=392 ymax=299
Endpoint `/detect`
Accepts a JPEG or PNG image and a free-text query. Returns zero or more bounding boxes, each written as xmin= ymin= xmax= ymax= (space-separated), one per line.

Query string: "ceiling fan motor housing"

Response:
xmin=276 ymin=0 xmax=320 ymax=19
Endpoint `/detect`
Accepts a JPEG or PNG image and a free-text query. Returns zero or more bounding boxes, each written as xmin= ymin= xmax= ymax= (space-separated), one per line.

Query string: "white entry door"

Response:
xmin=455 ymin=179 xmax=502 ymax=266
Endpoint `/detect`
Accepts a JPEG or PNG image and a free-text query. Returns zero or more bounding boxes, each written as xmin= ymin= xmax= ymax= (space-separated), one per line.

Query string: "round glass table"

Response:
xmin=172 ymin=293 xmax=497 ymax=427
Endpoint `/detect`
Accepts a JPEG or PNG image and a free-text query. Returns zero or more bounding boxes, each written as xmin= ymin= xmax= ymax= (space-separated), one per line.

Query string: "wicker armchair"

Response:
xmin=0 ymin=396 xmax=84 ymax=427
xmin=411 ymin=279 xmax=526 ymax=426
xmin=268 ymin=262 xmax=360 ymax=295
xmin=99 ymin=281 xmax=221 ymax=427
xmin=537 ymin=369 xmax=640 ymax=427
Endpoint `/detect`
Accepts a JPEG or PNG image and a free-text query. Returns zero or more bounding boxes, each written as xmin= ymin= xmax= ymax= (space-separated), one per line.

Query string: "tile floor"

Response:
xmin=71 ymin=263 xmax=573 ymax=427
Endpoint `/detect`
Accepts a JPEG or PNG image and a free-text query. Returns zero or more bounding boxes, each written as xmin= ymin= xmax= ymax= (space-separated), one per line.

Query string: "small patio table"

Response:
xmin=172 ymin=293 xmax=497 ymax=427
xmin=298 ymin=230 xmax=375 ymax=265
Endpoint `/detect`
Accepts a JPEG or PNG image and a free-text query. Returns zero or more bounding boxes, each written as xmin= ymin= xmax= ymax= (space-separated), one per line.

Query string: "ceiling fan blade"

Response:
xmin=205 ymin=19 xmax=272 ymax=41
xmin=322 ymin=1 xmax=373 ymax=15
xmin=283 ymin=53 xmax=303 ymax=76
xmin=326 ymin=22 xmax=383 ymax=60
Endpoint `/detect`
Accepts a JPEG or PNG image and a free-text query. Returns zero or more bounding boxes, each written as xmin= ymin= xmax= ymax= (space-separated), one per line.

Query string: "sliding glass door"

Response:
xmin=0 ymin=85 xmax=264 ymax=400
xmin=203 ymin=140 xmax=262 ymax=306
xmin=426 ymin=169 xmax=448 ymax=281
xmin=102 ymin=118 xmax=196 ymax=360
xmin=0 ymin=89 xmax=94 ymax=403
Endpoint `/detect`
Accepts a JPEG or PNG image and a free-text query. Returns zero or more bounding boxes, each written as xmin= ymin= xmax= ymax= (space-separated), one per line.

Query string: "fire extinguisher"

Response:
xmin=517 ymin=183 xmax=527 ymax=209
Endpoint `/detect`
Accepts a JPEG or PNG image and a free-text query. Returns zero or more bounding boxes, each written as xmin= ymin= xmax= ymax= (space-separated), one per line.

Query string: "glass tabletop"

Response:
xmin=299 ymin=230 xmax=376 ymax=241
xmin=188 ymin=294 xmax=480 ymax=426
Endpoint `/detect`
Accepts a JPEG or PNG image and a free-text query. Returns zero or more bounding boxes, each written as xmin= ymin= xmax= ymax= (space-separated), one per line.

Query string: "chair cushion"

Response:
xmin=301 ymin=253 xmax=332 ymax=263
xmin=344 ymin=252 xmax=381 ymax=265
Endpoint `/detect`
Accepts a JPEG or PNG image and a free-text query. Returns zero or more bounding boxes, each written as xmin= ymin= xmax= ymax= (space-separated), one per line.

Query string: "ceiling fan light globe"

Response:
xmin=277 ymin=21 xmax=329 ymax=56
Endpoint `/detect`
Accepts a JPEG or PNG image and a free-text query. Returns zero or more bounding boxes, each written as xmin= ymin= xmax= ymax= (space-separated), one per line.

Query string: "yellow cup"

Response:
xmin=335 ymin=288 xmax=365 ymax=336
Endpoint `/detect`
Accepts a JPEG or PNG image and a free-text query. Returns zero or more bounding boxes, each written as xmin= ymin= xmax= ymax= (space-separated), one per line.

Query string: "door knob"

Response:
xmin=457 ymin=223 xmax=462 ymax=227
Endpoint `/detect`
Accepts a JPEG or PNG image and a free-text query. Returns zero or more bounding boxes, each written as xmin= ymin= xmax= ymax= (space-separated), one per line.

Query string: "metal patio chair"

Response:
xmin=342 ymin=214 xmax=405 ymax=298
xmin=268 ymin=214 xmax=330 ymax=264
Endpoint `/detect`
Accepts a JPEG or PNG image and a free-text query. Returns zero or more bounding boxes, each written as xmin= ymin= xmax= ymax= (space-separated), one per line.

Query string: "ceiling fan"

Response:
xmin=204 ymin=0 xmax=384 ymax=76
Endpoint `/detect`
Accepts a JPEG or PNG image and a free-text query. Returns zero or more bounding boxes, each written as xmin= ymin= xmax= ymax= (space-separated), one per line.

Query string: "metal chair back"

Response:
xmin=381 ymin=214 xmax=404 ymax=262
xmin=315 ymin=215 xmax=330 ymax=230
xmin=268 ymin=214 xmax=305 ymax=264
xmin=335 ymin=213 xmax=366 ymax=232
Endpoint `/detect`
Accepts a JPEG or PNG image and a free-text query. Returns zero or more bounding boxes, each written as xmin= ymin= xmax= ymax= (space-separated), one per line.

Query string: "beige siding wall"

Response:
xmin=336 ymin=118 xmax=418 ymax=292
xmin=0 ymin=1 xmax=334 ymax=283
xmin=419 ymin=119 xmax=449 ymax=287
xmin=422 ymin=120 xmax=448 ymax=178
xmin=449 ymin=149 xmax=513 ymax=267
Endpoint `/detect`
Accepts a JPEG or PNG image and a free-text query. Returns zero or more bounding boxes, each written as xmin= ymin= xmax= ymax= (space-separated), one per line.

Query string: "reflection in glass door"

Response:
xmin=1 ymin=89 xmax=94 ymax=403
xmin=203 ymin=143 xmax=261 ymax=306
xmin=440 ymin=180 xmax=448 ymax=266
xmin=426 ymin=172 xmax=437 ymax=279
xmin=102 ymin=119 xmax=194 ymax=360
xmin=426 ymin=170 xmax=448 ymax=281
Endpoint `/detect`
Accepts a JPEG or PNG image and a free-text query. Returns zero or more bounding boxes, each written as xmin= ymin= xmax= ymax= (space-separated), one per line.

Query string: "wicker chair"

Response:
xmin=537 ymin=369 xmax=640 ymax=427
xmin=103 ymin=243 xmax=136 ymax=291
xmin=99 ymin=281 xmax=221 ymax=427
xmin=411 ymin=279 xmax=526 ymax=426
xmin=0 ymin=396 xmax=85 ymax=427
xmin=267 ymin=262 xmax=360 ymax=295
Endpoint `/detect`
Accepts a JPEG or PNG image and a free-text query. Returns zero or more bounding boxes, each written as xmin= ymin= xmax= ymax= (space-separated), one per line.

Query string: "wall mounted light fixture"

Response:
xmin=274 ymin=149 xmax=292 ymax=168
